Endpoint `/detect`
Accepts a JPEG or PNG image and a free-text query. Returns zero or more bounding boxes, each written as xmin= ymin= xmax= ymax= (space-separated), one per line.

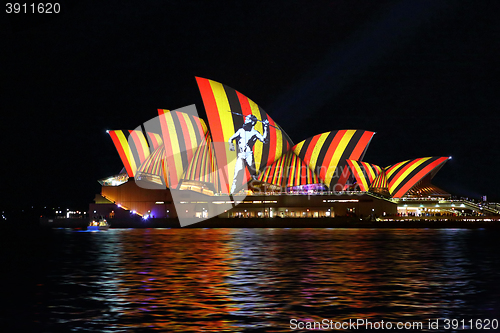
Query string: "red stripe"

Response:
xmin=236 ymin=91 xmax=253 ymax=117
xmin=350 ymin=131 xmax=374 ymax=160
xmin=301 ymin=159 xmax=307 ymax=184
xmin=109 ymin=131 xmax=134 ymax=177
xmin=346 ymin=160 xmax=361 ymax=187
xmin=386 ymin=161 xmax=405 ymax=176
xmin=153 ymin=134 xmax=161 ymax=149
xmin=196 ymin=145 xmax=205 ymax=180
xmin=393 ymin=158 xmax=448 ymax=198
xmin=361 ymin=162 xmax=372 ymax=183
xmin=196 ymin=77 xmax=230 ymax=193
xmin=303 ymin=135 xmax=321 ymax=168
xmin=363 ymin=162 xmax=375 ymax=183
xmin=158 ymin=111 xmax=179 ymax=188
xmin=130 ymin=131 xmax=147 ymax=163
xmin=266 ymin=115 xmax=277 ymax=167
xmin=177 ymin=114 xmax=193 ymax=163
xmin=388 ymin=159 xmax=422 ymax=188
xmin=147 ymin=133 xmax=157 ymax=150
xmin=319 ymin=130 xmax=345 ymax=181
xmin=337 ymin=165 xmax=351 ymax=189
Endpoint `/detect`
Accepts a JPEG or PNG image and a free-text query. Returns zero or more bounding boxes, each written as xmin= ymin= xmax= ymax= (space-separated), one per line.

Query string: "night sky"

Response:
xmin=3 ymin=0 xmax=500 ymax=210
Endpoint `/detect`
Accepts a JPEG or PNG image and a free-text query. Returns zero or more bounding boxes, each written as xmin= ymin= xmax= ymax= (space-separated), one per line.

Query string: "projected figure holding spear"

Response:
xmin=228 ymin=113 xmax=269 ymax=193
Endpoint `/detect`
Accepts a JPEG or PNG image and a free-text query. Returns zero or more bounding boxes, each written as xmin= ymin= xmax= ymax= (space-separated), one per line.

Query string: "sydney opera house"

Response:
xmin=89 ymin=77 xmax=496 ymax=226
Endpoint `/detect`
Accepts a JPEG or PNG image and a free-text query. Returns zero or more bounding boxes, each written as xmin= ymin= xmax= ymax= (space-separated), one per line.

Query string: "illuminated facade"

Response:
xmin=91 ymin=77 xmax=456 ymax=221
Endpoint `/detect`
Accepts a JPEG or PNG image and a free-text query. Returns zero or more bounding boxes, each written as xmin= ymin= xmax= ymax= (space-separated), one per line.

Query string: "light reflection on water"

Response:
xmin=5 ymin=228 xmax=500 ymax=332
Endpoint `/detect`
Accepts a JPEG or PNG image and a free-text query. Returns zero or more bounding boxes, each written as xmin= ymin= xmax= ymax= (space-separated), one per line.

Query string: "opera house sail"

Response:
xmin=88 ymin=77 xmax=462 ymax=226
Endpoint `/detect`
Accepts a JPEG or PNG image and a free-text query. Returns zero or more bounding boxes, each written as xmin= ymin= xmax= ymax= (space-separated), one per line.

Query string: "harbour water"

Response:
xmin=1 ymin=228 xmax=499 ymax=332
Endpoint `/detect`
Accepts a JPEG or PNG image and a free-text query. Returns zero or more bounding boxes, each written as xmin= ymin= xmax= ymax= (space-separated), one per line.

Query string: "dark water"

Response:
xmin=1 ymin=228 xmax=500 ymax=332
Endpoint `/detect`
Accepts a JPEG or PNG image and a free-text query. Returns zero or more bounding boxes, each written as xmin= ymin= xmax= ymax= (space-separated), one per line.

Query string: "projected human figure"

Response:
xmin=228 ymin=114 xmax=269 ymax=193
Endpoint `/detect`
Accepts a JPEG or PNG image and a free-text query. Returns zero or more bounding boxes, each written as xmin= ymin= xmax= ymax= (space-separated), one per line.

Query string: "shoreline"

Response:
xmin=38 ymin=217 xmax=500 ymax=229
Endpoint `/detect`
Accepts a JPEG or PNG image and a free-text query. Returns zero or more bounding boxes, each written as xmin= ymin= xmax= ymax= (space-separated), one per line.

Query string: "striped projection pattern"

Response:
xmin=146 ymin=132 xmax=163 ymax=151
xmin=258 ymin=152 xmax=320 ymax=188
xmin=135 ymin=145 xmax=168 ymax=187
xmin=108 ymin=130 xmax=151 ymax=177
xmin=293 ymin=130 xmax=375 ymax=190
xmin=385 ymin=157 xmax=450 ymax=198
xmin=346 ymin=160 xmax=383 ymax=191
xmin=181 ymin=133 xmax=220 ymax=192
xmin=196 ymin=77 xmax=294 ymax=193
xmin=157 ymin=109 xmax=208 ymax=189
xmin=370 ymin=170 xmax=389 ymax=190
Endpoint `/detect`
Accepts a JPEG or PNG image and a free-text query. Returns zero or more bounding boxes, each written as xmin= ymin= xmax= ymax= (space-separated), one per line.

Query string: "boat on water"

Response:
xmin=87 ymin=218 xmax=110 ymax=231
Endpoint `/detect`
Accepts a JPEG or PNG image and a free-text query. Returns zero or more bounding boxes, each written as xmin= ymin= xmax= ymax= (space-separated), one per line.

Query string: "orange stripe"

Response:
xmin=388 ymin=159 xmax=422 ymax=188
xmin=393 ymin=158 xmax=448 ymax=198
xmin=267 ymin=114 xmax=277 ymax=167
xmin=109 ymin=131 xmax=134 ymax=177
xmin=320 ymin=130 xmax=345 ymax=181
xmin=158 ymin=112 xmax=177 ymax=187
xmin=130 ymin=131 xmax=147 ymax=163
xmin=350 ymin=131 xmax=374 ymax=160
xmin=196 ymin=77 xmax=230 ymax=193
xmin=386 ymin=161 xmax=407 ymax=178
xmin=177 ymin=114 xmax=193 ymax=162
xmin=303 ymin=135 xmax=320 ymax=168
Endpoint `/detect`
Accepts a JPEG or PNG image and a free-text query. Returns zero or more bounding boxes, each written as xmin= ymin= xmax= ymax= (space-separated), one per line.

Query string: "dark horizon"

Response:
xmin=3 ymin=0 xmax=500 ymax=210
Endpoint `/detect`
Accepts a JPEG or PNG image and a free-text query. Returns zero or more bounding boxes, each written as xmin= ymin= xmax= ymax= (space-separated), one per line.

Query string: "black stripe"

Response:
xmin=125 ymin=130 xmax=142 ymax=171
xmin=316 ymin=131 xmax=336 ymax=170
xmin=224 ymin=85 xmax=244 ymax=133
xmin=289 ymin=154 xmax=296 ymax=186
xmin=386 ymin=162 xmax=407 ymax=186
xmin=340 ymin=130 xmax=364 ymax=163
xmin=391 ymin=157 xmax=439 ymax=195
xmin=189 ymin=114 xmax=202 ymax=147
xmin=170 ymin=112 xmax=189 ymax=171
xmin=139 ymin=124 xmax=152 ymax=152
xmin=328 ymin=130 xmax=363 ymax=187
xmin=297 ymin=136 xmax=313 ymax=161
xmin=259 ymin=106 xmax=270 ymax=172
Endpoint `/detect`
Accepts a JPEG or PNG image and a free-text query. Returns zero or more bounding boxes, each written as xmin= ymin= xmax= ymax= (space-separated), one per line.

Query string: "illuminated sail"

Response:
xmin=146 ymin=132 xmax=163 ymax=151
xmin=293 ymin=130 xmax=375 ymax=190
xmin=135 ymin=145 xmax=168 ymax=187
xmin=258 ymin=152 xmax=320 ymax=187
xmin=196 ymin=77 xmax=294 ymax=193
xmin=108 ymin=129 xmax=151 ymax=177
xmin=157 ymin=109 xmax=208 ymax=189
xmin=181 ymin=132 xmax=220 ymax=192
xmin=346 ymin=160 xmax=383 ymax=191
xmin=370 ymin=170 xmax=388 ymax=189
xmin=385 ymin=157 xmax=450 ymax=198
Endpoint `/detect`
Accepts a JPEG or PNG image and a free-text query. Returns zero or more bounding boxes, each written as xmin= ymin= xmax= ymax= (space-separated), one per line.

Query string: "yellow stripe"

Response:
xmin=163 ymin=112 xmax=184 ymax=183
xmin=134 ymin=130 xmax=150 ymax=161
xmin=352 ymin=161 xmax=368 ymax=191
xmin=274 ymin=125 xmax=283 ymax=166
xmin=293 ymin=141 xmax=305 ymax=156
xmin=208 ymin=80 xmax=237 ymax=187
xmin=209 ymin=80 xmax=233 ymax=142
xmin=366 ymin=163 xmax=376 ymax=182
xmin=310 ymin=132 xmax=329 ymax=170
xmin=325 ymin=130 xmax=355 ymax=187
xmin=389 ymin=157 xmax=431 ymax=194
xmin=117 ymin=131 xmax=137 ymax=174
xmin=181 ymin=113 xmax=198 ymax=150
xmin=386 ymin=161 xmax=408 ymax=179
xmin=200 ymin=119 xmax=208 ymax=135
xmin=248 ymin=97 xmax=263 ymax=171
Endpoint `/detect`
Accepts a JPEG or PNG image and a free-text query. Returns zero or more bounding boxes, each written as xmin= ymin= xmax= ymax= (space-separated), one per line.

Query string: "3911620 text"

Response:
xmin=6 ymin=3 xmax=60 ymax=14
